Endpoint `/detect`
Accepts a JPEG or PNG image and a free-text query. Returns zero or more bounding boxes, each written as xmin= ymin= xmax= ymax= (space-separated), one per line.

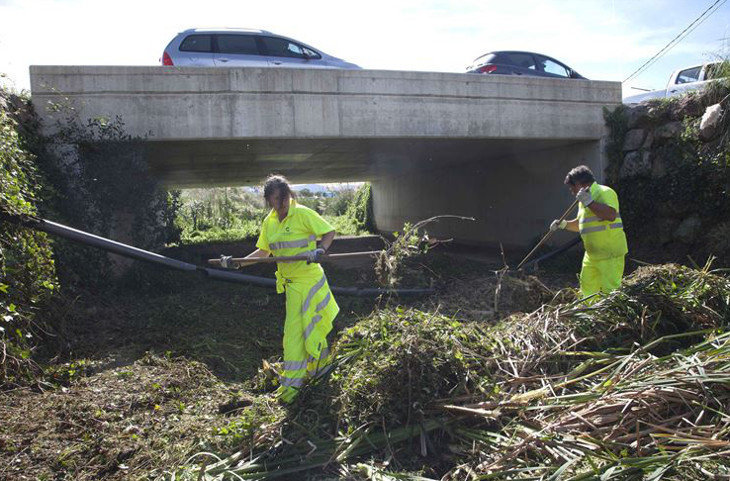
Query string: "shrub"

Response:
xmin=346 ymin=183 xmax=375 ymax=233
xmin=0 ymin=89 xmax=57 ymax=386
xmin=32 ymin=113 xmax=180 ymax=287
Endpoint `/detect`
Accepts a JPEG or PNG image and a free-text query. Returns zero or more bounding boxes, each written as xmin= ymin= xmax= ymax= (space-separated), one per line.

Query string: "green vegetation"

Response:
xmin=0 ymin=89 xmax=56 ymax=386
xmin=32 ymin=113 xmax=181 ymax=286
xmin=176 ymin=183 xmax=375 ymax=244
xmin=346 ymin=182 xmax=375 ymax=232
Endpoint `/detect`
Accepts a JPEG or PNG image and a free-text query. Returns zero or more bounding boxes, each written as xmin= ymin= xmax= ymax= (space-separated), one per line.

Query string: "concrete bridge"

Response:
xmin=30 ymin=66 xmax=621 ymax=247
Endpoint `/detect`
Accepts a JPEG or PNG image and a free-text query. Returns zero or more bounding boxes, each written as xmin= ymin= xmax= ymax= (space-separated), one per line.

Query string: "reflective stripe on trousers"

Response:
xmin=302 ymin=275 xmax=327 ymax=314
xmin=280 ymin=376 xmax=305 ymax=388
xmin=282 ymin=359 xmax=309 ymax=371
xmin=306 ymin=347 xmax=331 ymax=377
xmin=277 ymin=273 xmax=336 ymax=403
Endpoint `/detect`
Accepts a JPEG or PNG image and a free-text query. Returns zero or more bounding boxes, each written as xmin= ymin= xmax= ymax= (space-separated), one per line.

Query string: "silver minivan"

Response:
xmin=161 ymin=28 xmax=361 ymax=69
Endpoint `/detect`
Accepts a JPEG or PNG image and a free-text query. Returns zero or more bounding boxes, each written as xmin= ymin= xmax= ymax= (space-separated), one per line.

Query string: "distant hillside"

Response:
xmin=292 ymin=182 xmax=363 ymax=193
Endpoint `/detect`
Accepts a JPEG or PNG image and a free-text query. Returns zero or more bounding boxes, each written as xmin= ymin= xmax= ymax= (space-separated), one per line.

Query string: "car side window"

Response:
xmin=676 ymin=67 xmax=701 ymax=84
xmin=260 ymin=36 xmax=306 ymax=58
xmin=502 ymin=53 xmax=537 ymax=70
xmin=301 ymin=46 xmax=322 ymax=59
xmin=217 ymin=35 xmax=260 ymax=55
xmin=179 ymin=35 xmax=213 ymax=52
xmin=539 ymin=57 xmax=570 ymax=77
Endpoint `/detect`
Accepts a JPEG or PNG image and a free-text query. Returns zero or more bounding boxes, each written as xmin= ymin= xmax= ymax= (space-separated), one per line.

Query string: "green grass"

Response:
xmin=180 ymin=220 xmax=261 ymax=245
xmin=179 ymin=214 xmax=366 ymax=245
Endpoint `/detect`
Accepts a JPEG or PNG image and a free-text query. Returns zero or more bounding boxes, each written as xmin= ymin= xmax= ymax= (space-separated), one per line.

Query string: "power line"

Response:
xmin=623 ymin=0 xmax=727 ymax=83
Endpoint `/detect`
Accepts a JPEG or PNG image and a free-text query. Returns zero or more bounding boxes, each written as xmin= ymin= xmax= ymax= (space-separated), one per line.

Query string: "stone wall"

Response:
xmin=606 ymin=87 xmax=730 ymax=264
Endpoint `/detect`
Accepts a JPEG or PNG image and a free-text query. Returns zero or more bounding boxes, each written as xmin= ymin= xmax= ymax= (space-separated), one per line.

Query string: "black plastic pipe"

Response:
xmin=2 ymin=213 xmax=433 ymax=297
xmin=521 ymin=236 xmax=582 ymax=270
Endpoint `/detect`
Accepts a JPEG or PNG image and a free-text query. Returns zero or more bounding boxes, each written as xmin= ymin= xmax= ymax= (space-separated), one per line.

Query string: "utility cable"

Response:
xmin=623 ymin=0 xmax=727 ymax=83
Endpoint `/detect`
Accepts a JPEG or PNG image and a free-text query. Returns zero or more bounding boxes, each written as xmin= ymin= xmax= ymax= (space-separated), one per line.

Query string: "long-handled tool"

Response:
xmin=515 ymin=198 xmax=580 ymax=270
xmin=208 ymin=250 xmax=383 ymax=267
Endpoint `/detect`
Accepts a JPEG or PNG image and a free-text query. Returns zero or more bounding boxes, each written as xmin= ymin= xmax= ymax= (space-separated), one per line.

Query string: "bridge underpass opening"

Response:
xmin=147 ymin=137 xmax=600 ymax=248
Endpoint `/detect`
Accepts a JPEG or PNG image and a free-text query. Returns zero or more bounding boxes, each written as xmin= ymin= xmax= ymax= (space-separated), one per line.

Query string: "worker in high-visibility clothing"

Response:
xmin=235 ymin=175 xmax=339 ymax=403
xmin=549 ymin=165 xmax=628 ymax=299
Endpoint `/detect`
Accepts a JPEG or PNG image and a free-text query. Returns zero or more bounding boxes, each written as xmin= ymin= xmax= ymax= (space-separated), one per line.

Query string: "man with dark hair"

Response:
xmin=549 ymin=165 xmax=627 ymax=299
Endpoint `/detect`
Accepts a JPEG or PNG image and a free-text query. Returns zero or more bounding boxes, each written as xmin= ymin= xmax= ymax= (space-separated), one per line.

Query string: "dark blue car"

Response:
xmin=466 ymin=51 xmax=586 ymax=79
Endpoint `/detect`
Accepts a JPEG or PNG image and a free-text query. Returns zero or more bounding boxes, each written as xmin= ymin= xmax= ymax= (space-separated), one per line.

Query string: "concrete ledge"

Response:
xmin=31 ymin=66 xmax=620 ymax=101
xmin=30 ymin=66 xmax=620 ymax=141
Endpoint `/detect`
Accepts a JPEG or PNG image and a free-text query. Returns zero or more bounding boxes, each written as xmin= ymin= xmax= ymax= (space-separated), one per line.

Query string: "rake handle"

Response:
xmin=516 ymin=198 xmax=580 ymax=270
xmin=208 ymin=250 xmax=383 ymax=267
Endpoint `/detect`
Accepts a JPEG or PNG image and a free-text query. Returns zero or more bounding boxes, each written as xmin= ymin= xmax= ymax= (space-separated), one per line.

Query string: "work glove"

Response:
xmin=220 ymin=255 xmax=233 ymax=269
xmin=576 ymin=187 xmax=594 ymax=207
xmin=305 ymin=248 xmax=326 ymax=264
xmin=549 ymin=219 xmax=568 ymax=232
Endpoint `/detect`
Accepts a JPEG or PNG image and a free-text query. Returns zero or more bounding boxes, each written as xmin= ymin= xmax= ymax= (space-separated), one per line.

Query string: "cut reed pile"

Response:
xmin=443 ymin=331 xmax=730 ymax=479
xmin=173 ymin=263 xmax=730 ymax=480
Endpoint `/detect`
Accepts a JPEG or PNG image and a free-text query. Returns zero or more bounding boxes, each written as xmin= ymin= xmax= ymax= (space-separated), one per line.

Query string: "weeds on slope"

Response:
xmin=0 ymin=354 xmax=246 ymax=481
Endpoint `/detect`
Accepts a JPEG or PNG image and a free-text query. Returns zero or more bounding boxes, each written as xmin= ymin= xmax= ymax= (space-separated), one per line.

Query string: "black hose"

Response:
xmin=201 ymin=267 xmax=431 ymax=297
xmin=521 ymin=236 xmax=581 ymax=270
xmin=31 ymin=217 xmax=198 ymax=272
xmin=1 ymin=212 xmax=433 ymax=297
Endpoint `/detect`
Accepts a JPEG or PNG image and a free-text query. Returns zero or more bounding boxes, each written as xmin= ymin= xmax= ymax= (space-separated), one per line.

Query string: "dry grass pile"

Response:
xmin=0 ymin=354 xmax=244 ymax=481
xmin=433 ymin=272 xmax=555 ymax=321
xmin=171 ymin=263 xmax=730 ymax=480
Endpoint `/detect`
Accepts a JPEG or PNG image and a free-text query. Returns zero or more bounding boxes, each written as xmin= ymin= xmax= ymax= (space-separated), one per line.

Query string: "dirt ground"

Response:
xmin=0 ymin=243 xmax=585 ymax=480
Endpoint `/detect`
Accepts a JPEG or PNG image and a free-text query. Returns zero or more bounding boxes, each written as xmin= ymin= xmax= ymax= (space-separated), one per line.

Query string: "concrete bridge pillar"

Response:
xmin=371 ymin=140 xmax=605 ymax=248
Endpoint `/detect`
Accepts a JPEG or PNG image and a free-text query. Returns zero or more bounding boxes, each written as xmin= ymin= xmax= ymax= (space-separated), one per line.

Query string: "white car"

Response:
xmin=624 ymin=61 xmax=727 ymax=104
xmin=161 ymin=28 xmax=361 ymax=70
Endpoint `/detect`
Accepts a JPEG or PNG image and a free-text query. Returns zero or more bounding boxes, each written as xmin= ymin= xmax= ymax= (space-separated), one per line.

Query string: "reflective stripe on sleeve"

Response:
xmin=269 ymin=235 xmax=316 ymax=251
xmin=301 ymin=275 xmax=327 ymax=314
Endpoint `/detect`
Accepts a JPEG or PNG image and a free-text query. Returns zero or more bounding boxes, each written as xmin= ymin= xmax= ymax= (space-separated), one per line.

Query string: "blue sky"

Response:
xmin=0 ymin=0 xmax=728 ymax=97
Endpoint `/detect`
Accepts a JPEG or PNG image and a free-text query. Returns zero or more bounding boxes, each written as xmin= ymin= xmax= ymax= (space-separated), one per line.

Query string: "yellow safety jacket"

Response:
xmin=257 ymin=199 xmax=335 ymax=287
xmin=577 ymin=183 xmax=628 ymax=260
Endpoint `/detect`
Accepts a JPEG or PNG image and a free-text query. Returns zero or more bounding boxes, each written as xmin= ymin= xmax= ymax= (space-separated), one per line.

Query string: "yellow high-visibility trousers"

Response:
xmin=276 ymin=273 xmax=339 ymax=403
xmin=579 ymin=254 xmax=625 ymax=301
